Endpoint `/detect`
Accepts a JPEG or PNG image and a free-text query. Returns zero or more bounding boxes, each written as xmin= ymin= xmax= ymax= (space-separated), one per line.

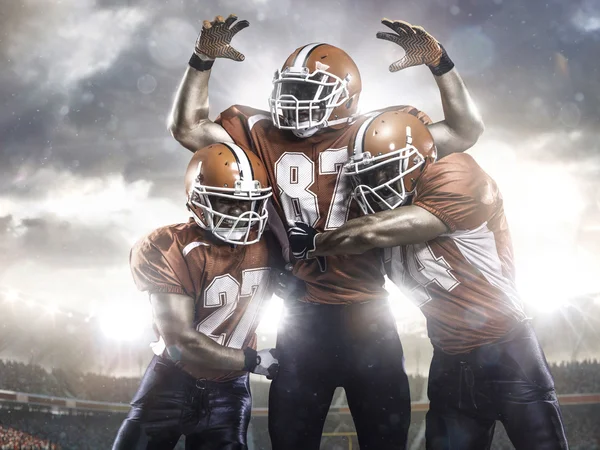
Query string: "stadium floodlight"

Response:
xmin=99 ymin=302 xmax=151 ymax=341
xmin=256 ymin=296 xmax=283 ymax=334
xmin=384 ymin=278 xmax=423 ymax=322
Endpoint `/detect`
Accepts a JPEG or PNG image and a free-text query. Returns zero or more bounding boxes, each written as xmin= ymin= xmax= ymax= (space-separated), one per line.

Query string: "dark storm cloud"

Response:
xmin=1 ymin=0 xmax=599 ymax=197
xmin=0 ymin=0 xmax=598 ymax=317
xmin=444 ymin=0 xmax=600 ymax=133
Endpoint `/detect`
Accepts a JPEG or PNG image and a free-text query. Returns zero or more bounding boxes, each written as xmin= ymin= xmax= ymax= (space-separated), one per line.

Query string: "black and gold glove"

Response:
xmin=376 ymin=19 xmax=454 ymax=76
xmin=189 ymin=14 xmax=249 ymax=71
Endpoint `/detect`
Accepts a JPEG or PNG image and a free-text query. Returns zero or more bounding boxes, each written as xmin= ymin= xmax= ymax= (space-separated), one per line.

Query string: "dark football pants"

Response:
xmin=112 ymin=356 xmax=251 ymax=450
xmin=269 ymin=299 xmax=411 ymax=450
xmin=426 ymin=322 xmax=568 ymax=450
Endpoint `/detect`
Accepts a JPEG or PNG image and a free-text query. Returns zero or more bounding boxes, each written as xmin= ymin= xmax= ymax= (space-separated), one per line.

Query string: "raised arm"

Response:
xmin=150 ymin=292 xmax=278 ymax=378
xmin=288 ymin=206 xmax=448 ymax=258
xmin=427 ymin=68 xmax=484 ymax=158
xmin=168 ymin=67 xmax=233 ymax=152
xmin=376 ymin=19 xmax=484 ymax=157
xmin=167 ymin=15 xmax=248 ymax=152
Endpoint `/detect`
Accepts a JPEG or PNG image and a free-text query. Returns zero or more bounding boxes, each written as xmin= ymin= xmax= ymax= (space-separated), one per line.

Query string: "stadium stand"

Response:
xmin=0 ymin=359 xmax=599 ymax=449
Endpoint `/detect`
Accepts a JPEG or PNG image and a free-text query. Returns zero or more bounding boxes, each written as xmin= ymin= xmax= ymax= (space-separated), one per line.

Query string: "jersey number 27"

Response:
xmin=198 ymin=268 xmax=270 ymax=348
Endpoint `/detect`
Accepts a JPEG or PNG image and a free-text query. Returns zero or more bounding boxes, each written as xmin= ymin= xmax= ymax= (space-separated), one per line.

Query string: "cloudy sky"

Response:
xmin=1 ymin=0 xmax=600 ymax=338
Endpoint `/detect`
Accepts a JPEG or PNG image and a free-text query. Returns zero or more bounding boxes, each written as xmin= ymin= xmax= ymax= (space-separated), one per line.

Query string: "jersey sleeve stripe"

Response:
xmin=247 ymin=114 xmax=271 ymax=131
xmin=182 ymin=241 xmax=209 ymax=257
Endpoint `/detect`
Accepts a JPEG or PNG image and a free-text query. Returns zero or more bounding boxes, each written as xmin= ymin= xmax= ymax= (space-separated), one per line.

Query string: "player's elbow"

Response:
xmin=466 ymin=108 xmax=485 ymax=142
xmin=469 ymin=116 xmax=485 ymax=143
xmin=451 ymin=120 xmax=484 ymax=154
xmin=165 ymin=329 xmax=211 ymax=361
xmin=167 ymin=116 xmax=191 ymax=144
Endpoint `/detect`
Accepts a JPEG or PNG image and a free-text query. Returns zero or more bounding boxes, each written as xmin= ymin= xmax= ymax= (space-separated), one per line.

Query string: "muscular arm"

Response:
xmin=377 ymin=20 xmax=484 ymax=157
xmin=427 ymin=68 xmax=484 ymax=158
xmin=150 ymin=292 xmax=245 ymax=373
xmin=167 ymin=67 xmax=233 ymax=152
xmin=312 ymin=206 xmax=448 ymax=256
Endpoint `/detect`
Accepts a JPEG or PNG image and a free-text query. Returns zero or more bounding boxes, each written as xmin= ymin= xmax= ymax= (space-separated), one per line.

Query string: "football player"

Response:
xmin=167 ymin=14 xmax=484 ymax=450
xmin=289 ymin=111 xmax=569 ymax=450
xmin=112 ymin=143 xmax=281 ymax=450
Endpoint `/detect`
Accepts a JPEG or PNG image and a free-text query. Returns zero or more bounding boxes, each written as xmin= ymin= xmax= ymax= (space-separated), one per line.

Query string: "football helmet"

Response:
xmin=345 ymin=110 xmax=437 ymax=214
xmin=185 ymin=143 xmax=272 ymax=245
xmin=269 ymin=43 xmax=362 ymax=138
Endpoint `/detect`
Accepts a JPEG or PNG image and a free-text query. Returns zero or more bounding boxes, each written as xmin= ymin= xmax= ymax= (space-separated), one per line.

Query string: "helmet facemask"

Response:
xmin=188 ymin=179 xmax=272 ymax=245
xmin=345 ymin=144 xmax=426 ymax=215
xmin=269 ymin=65 xmax=351 ymax=137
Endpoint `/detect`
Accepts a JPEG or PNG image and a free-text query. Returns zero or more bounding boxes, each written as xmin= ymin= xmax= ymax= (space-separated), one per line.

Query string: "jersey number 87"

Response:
xmin=275 ymin=149 xmax=352 ymax=230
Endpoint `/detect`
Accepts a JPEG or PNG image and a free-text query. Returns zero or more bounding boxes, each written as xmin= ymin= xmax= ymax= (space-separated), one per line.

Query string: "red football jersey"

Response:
xmin=218 ymin=104 xmax=431 ymax=305
xmin=384 ymin=153 xmax=527 ymax=354
xmin=130 ymin=219 xmax=275 ymax=381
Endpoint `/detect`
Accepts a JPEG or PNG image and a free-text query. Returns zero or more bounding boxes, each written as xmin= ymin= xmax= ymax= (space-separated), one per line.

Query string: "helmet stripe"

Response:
xmin=353 ymin=113 xmax=380 ymax=156
xmin=292 ymin=43 xmax=325 ymax=68
xmin=223 ymin=143 xmax=254 ymax=181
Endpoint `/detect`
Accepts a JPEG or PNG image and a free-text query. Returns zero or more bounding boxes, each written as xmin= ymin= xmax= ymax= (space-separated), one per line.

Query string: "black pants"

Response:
xmin=269 ymin=299 xmax=410 ymax=450
xmin=112 ymin=356 xmax=251 ymax=450
xmin=426 ymin=322 xmax=568 ymax=450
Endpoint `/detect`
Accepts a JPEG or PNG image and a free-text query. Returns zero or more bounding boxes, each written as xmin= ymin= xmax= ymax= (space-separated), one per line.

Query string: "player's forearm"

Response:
xmin=312 ymin=215 xmax=383 ymax=256
xmin=168 ymin=67 xmax=213 ymax=151
xmin=429 ymin=68 xmax=484 ymax=157
xmin=313 ymin=207 xmax=449 ymax=256
xmin=169 ymin=329 xmax=246 ymax=372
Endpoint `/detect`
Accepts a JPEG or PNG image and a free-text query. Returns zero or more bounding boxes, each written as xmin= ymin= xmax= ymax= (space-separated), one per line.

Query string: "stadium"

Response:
xmin=1 ymin=0 xmax=599 ymax=448
xmin=0 ymin=290 xmax=599 ymax=448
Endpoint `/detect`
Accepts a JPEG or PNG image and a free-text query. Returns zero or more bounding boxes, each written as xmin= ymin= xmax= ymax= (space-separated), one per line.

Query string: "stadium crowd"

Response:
xmin=0 ymin=405 xmax=597 ymax=450
xmin=0 ymin=424 xmax=58 ymax=450
xmin=0 ymin=359 xmax=598 ymax=405
xmin=0 ymin=359 xmax=598 ymax=449
xmin=0 ymin=408 xmax=125 ymax=450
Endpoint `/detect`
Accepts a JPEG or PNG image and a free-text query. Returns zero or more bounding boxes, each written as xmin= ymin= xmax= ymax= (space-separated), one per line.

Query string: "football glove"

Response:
xmin=244 ymin=347 xmax=280 ymax=380
xmin=194 ymin=14 xmax=249 ymax=62
xmin=288 ymin=222 xmax=326 ymax=272
xmin=376 ymin=19 xmax=454 ymax=76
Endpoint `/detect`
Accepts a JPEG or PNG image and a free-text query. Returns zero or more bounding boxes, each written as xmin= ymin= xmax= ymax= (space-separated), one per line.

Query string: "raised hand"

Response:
xmin=194 ymin=14 xmax=249 ymax=62
xmin=376 ymin=19 xmax=444 ymax=73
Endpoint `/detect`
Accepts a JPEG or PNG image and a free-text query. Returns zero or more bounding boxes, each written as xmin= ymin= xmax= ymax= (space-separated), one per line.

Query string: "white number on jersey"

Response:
xmin=386 ymin=243 xmax=460 ymax=307
xmin=275 ymin=153 xmax=320 ymax=226
xmin=275 ymin=149 xmax=352 ymax=229
xmin=197 ymin=268 xmax=270 ymax=347
xmin=319 ymin=148 xmax=353 ymax=229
